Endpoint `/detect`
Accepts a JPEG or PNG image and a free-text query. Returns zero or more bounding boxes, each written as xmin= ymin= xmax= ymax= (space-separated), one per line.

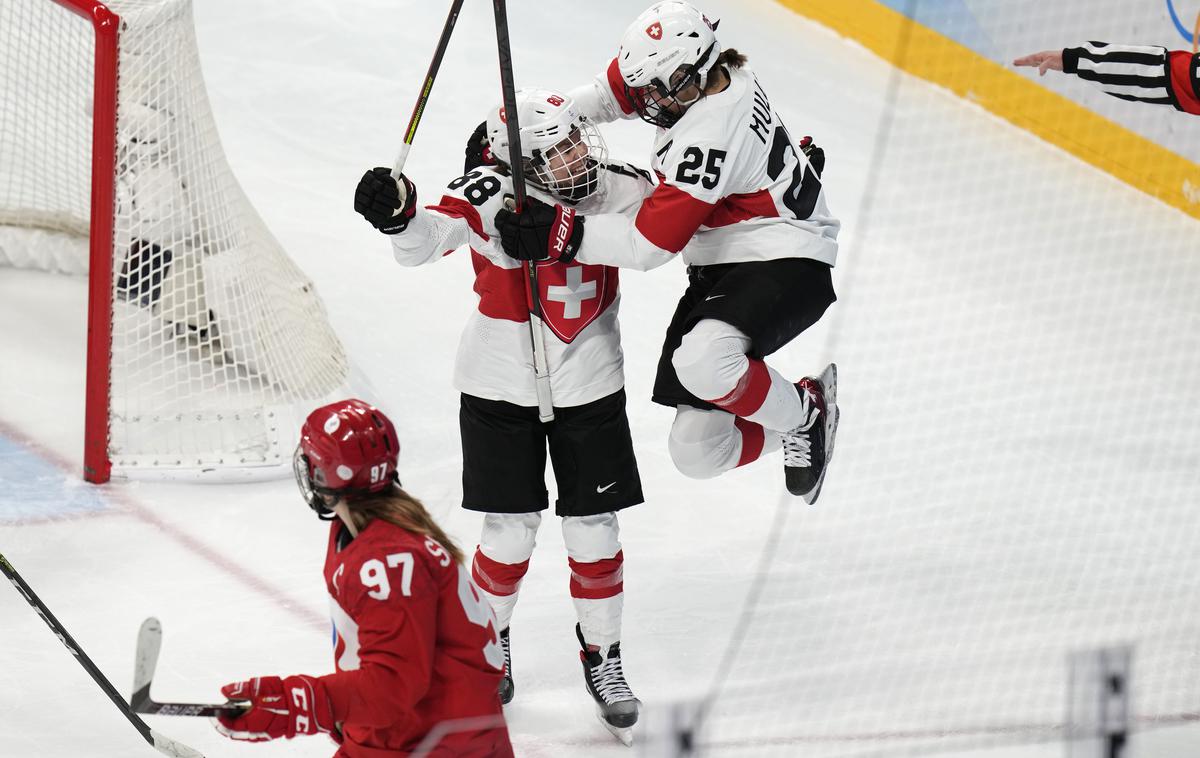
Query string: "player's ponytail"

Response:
xmin=345 ymin=486 xmax=465 ymax=564
xmin=717 ymin=48 xmax=747 ymax=69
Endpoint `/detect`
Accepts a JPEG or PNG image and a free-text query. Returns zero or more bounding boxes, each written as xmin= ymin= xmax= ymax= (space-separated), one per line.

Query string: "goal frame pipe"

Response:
xmin=53 ymin=0 xmax=119 ymax=484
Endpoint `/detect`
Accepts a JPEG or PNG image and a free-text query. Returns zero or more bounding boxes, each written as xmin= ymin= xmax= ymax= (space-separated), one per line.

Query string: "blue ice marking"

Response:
xmin=0 ymin=434 xmax=111 ymax=521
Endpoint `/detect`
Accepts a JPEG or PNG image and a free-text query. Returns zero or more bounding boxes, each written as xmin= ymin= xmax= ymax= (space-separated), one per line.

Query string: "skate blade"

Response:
xmin=595 ymin=702 xmax=638 ymax=747
xmin=802 ymin=401 xmax=839 ymax=505
xmin=600 ymin=717 xmax=635 ymax=747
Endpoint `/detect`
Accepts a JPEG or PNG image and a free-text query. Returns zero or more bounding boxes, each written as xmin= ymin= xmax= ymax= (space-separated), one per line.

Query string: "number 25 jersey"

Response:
xmin=570 ymin=61 xmax=841 ymax=269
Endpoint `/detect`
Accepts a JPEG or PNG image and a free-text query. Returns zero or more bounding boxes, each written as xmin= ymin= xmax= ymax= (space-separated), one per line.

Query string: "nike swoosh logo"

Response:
xmin=705 ymin=294 xmax=725 ymax=301
xmin=596 ymin=482 xmax=617 ymax=494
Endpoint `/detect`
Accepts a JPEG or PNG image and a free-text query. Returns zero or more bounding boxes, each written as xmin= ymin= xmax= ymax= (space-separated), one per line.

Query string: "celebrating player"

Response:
xmin=495 ymin=1 xmax=841 ymax=503
xmin=352 ymin=89 xmax=655 ymax=744
xmin=214 ymin=399 xmax=514 ymax=758
xmin=1014 ymin=43 xmax=1200 ymax=115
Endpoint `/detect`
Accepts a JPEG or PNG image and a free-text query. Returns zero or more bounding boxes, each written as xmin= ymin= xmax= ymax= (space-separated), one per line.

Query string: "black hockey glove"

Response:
xmin=354 ymin=167 xmax=417 ymax=234
xmin=463 ymin=120 xmax=495 ymax=174
xmin=799 ymin=135 xmax=825 ymax=177
xmin=494 ymin=196 xmax=585 ymax=263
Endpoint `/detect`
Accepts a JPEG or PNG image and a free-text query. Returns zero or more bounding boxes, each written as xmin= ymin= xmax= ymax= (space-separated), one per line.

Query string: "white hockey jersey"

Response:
xmin=388 ymin=163 xmax=656 ymax=408
xmin=569 ymin=61 xmax=840 ymax=270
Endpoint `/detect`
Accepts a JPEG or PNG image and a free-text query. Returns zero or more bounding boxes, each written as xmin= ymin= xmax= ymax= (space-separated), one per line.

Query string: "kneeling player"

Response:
xmin=214 ymin=399 xmax=513 ymax=757
xmin=353 ymin=88 xmax=659 ymax=744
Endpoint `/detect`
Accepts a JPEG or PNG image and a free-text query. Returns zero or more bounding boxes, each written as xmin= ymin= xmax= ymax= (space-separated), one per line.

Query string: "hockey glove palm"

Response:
xmin=464 ymin=120 xmax=495 ymax=173
xmin=799 ymin=135 xmax=825 ymax=177
xmin=494 ymin=196 xmax=584 ymax=263
xmin=215 ymin=675 xmax=339 ymax=743
xmin=354 ymin=167 xmax=417 ymax=234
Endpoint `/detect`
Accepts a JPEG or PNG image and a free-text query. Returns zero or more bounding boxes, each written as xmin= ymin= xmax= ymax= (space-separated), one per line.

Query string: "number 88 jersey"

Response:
xmin=571 ymin=62 xmax=841 ymax=269
xmin=320 ymin=519 xmax=513 ymax=756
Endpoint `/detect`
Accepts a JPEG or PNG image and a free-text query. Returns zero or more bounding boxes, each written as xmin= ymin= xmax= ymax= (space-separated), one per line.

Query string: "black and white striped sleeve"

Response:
xmin=1061 ymin=41 xmax=1176 ymax=108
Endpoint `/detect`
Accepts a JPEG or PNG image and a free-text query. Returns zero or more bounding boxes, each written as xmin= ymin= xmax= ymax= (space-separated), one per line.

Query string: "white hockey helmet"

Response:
xmin=486 ymin=88 xmax=609 ymax=203
xmin=617 ymin=1 xmax=721 ymax=127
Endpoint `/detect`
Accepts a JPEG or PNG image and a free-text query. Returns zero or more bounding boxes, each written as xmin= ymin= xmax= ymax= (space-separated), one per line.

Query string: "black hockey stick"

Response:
xmin=0 ymin=553 xmax=205 ymax=758
xmin=391 ymin=0 xmax=468 ymax=178
xmin=492 ymin=0 xmax=556 ymax=422
xmin=132 ymin=617 xmax=248 ymax=718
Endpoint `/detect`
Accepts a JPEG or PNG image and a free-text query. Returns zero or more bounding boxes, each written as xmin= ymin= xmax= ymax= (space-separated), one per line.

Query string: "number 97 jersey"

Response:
xmin=320 ymin=519 xmax=513 ymax=757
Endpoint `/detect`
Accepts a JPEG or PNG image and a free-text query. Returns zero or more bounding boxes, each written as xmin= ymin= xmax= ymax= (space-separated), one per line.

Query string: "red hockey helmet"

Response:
xmin=293 ymin=399 xmax=400 ymax=519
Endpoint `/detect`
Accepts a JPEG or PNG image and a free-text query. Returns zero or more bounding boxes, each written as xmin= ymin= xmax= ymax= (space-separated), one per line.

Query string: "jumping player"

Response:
xmin=495 ymin=1 xmax=841 ymax=503
xmin=352 ymin=89 xmax=655 ymax=744
xmin=214 ymin=399 xmax=513 ymax=757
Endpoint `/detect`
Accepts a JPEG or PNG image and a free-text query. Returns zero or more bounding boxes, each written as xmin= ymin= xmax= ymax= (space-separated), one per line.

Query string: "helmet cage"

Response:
xmin=524 ymin=120 xmax=609 ymax=203
xmin=486 ymin=89 xmax=609 ymax=204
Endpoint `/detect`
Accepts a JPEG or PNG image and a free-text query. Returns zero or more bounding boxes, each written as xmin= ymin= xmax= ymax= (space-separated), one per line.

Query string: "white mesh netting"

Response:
xmin=687 ymin=3 xmax=1200 ymax=757
xmin=0 ymin=0 xmax=349 ymax=478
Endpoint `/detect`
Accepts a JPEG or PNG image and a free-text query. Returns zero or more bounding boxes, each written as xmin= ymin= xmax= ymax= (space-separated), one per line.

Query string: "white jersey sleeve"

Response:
xmin=567 ymin=58 xmax=642 ymax=125
xmin=387 ymin=168 xmax=511 ymax=268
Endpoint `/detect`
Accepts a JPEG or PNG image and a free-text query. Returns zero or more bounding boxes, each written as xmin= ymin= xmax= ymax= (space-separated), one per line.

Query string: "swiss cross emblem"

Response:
xmin=646 ymin=21 xmax=663 ymax=39
xmin=535 ymin=263 xmax=617 ymax=343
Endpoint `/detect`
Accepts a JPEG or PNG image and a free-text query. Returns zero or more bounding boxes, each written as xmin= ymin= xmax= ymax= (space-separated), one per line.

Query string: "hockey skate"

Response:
xmin=498 ymin=627 xmax=514 ymax=705
xmin=782 ymin=362 xmax=839 ymax=504
xmin=577 ymin=624 xmax=640 ymax=746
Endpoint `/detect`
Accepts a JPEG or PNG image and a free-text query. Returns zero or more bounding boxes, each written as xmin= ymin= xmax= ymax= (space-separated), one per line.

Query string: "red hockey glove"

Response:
xmin=214 ymin=675 xmax=339 ymax=743
xmin=494 ymin=196 xmax=584 ymax=263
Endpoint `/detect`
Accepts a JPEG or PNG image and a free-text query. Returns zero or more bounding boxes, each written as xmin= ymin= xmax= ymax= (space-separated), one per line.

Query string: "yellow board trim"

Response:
xmin=776 ymin=0 xmax=1200 ymax=220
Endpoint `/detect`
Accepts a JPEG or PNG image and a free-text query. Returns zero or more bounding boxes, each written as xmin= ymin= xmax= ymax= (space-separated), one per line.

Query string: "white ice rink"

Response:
xmin=3 ymin=1 xmax=1200 ymax=757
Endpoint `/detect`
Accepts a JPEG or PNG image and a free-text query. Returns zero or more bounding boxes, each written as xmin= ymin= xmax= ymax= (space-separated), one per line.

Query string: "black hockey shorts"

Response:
xmin=459 ymin=389 xmax=644 ymax=517
xmin=651 ymin=257 xmax=836 ymax=411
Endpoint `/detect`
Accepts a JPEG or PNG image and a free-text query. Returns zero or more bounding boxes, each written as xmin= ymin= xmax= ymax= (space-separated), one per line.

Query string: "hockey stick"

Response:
xmin=132 ymin=617 xmax=248 ymax=718
xmin=492 ymin=0 xmax=556 ymax=422
xmin=0 ymin=553 xmax=205 ymax=758
xmin=391 ymin=0 xmax=467 ymax=178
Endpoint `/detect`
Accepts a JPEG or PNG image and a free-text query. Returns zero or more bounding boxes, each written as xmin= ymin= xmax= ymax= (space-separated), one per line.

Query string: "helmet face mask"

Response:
xmin=294 ymin=399 xmax=400 ymax=521
xmin=487 ymin=89 xmax=609 ymax=204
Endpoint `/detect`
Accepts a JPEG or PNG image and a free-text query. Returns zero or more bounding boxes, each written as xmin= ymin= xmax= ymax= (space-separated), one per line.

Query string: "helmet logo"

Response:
xmin=324 ymin=414 xmax=340 ymax=434
xmin=498 ymin=106 xmax=507 ymax=124
xmin=646 ymin=21 xmax=663 ymax=39
xmin=336 ymin=464 xmax=354 ymax=482
xmin=546 ymin=95 xmax=565 ymax=106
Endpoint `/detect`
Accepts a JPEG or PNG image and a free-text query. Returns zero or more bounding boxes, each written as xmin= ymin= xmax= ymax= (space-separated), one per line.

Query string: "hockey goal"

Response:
xmin=0 ymin=0 xmax=350 ymax=482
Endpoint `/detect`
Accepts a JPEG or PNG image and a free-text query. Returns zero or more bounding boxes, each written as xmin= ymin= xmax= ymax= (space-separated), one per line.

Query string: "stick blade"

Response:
xmin=132 ymin=617 xmax=162 ymax=710
xmin=150 ymin=728 xmax=206 ymax=758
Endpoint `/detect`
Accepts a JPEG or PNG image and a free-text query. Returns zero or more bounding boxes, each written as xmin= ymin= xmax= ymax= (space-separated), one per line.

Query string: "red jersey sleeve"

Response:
xmin=320 ymin=542 xmax=440 ymax=729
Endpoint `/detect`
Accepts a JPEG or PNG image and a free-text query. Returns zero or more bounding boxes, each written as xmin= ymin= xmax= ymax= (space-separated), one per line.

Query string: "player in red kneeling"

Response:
xmin=214 ymin=399 xmax=513 ymax=758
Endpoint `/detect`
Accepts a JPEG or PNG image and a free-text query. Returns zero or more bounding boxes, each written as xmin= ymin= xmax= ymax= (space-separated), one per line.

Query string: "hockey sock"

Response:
xmin=471 ymin=550 xmax=530 ymax=630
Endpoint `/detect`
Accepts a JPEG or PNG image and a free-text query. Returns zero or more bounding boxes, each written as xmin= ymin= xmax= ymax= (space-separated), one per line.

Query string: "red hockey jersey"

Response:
xmin=319 ymin=519 xmax=513 ymax=758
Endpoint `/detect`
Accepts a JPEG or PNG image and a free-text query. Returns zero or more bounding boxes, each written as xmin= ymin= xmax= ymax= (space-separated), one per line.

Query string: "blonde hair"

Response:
xmin=345 ymin=486 xmax=464 ymax=564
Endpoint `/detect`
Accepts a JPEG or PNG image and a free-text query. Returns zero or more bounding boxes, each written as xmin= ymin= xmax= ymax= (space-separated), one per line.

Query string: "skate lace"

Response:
xmin=502 ymin=633 xmax=512 ymax=675
xmin=592 ymin=654 xmax=634 ymax=704
xmin=782 ymin=388 xmax=821 ymax=468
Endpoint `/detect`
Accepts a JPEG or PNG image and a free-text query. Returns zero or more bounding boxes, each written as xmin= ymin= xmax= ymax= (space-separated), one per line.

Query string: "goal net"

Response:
xmin=0 ymin=0 xmax=350 ymax=481
xmin=688 ymin=2 xmax=1200 ymax=756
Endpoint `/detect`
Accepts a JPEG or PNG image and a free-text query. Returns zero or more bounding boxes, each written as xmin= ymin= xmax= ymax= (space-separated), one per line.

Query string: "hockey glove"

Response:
xmin=354 ymin=167 xmax=417 ymax=234
xmin=214 ymin=675 xmax=339 ymax=743
xmin=494 ymin=197 xmax=585 ymax=263
xmin=799 ymin=135 xmax=825 ymax=178
xmin=464 ymin=120 xmax=495 ymax=173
